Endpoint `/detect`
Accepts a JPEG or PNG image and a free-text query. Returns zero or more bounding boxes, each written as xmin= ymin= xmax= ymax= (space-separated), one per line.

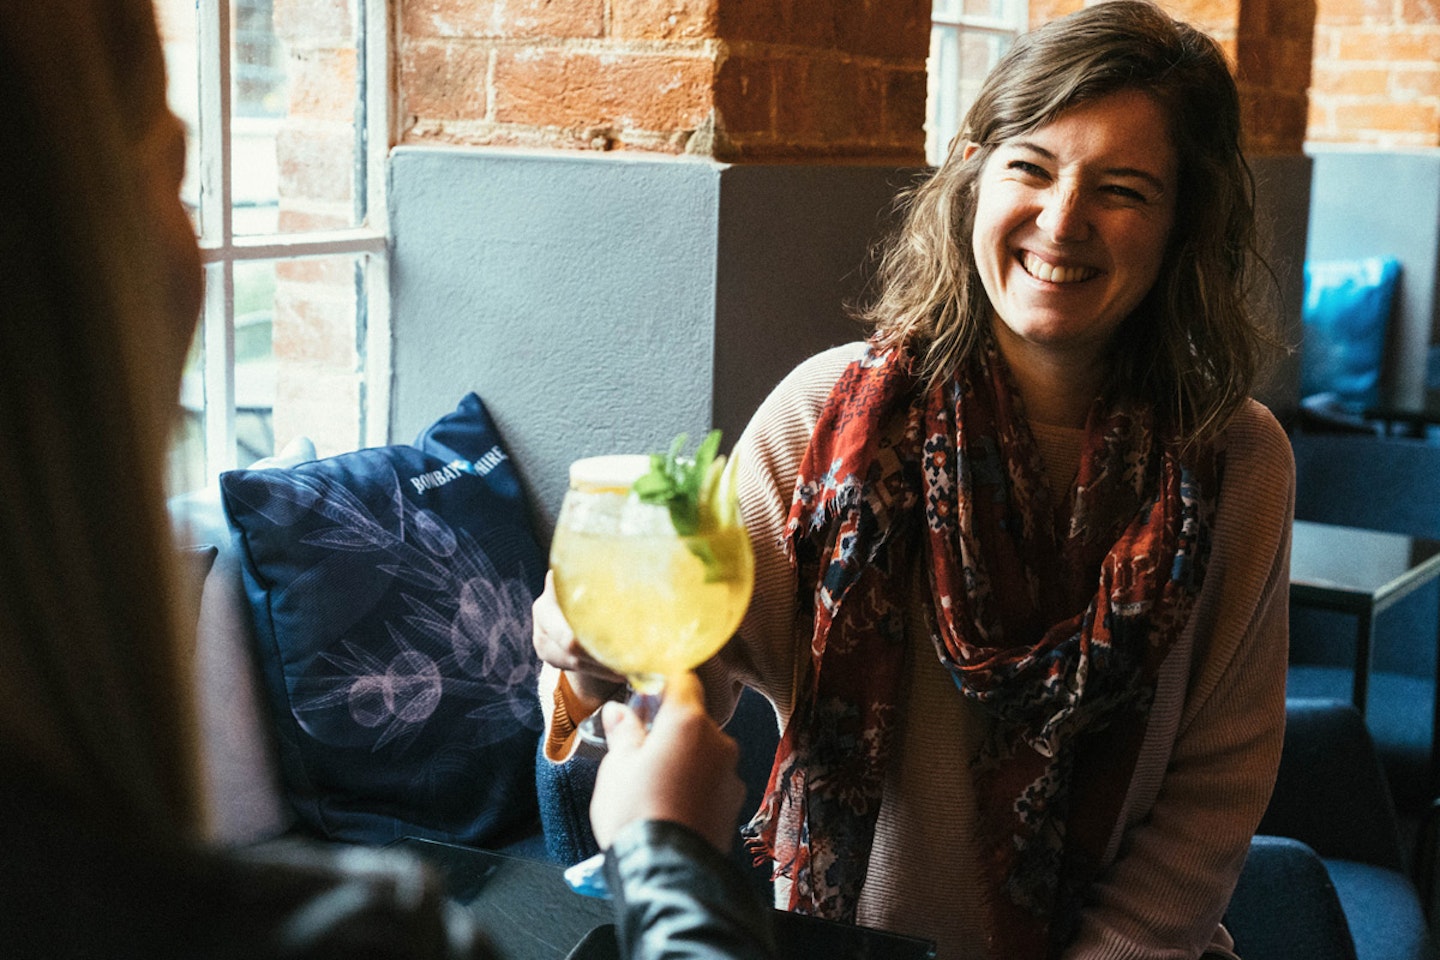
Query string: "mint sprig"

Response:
xmin=631 ymin=429 xmax=722 ymax=536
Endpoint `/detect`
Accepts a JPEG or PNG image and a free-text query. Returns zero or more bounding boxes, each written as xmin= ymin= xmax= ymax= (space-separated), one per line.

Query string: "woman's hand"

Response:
xmin=532 ymin=570 xmax=626 ymax=704
xmin=589 ymin=672 xmax=746 ymax=854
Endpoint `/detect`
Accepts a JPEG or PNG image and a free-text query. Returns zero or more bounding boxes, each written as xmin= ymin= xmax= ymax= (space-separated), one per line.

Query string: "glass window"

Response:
xmin=155 ymin=0 xmax=389 ymax=494
xmin=927 ymin=0 xmax=1028 ymax=166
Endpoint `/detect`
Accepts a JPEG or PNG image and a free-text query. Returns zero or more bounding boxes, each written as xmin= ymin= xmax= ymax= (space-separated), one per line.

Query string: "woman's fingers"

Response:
xmin=589 ymin=672 xmax=746 ymax=853
xmin=532 ymin=571 xmax=626 ymax=687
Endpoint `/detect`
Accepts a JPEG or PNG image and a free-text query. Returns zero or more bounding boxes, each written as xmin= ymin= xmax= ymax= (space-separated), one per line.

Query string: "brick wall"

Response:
xmin=397 ymin=0 xmax=929 ymax=162
xmin=1309 ymin=0 xmax=1440 ymax=147
xmin=1236 ymin=0 xmax=1316 ymax=154
xmin=1027 ymin=0 xmax=1312 ymax=155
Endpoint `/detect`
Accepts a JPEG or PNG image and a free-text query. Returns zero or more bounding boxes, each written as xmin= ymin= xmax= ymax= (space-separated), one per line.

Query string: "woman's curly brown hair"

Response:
xmin=859 ymin=0 xmax=1279 ymax=444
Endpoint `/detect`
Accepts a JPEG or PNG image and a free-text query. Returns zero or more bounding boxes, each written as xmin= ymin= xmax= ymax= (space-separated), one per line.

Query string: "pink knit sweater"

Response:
xmin=543 ymin=342 xmax=1294 ymax=960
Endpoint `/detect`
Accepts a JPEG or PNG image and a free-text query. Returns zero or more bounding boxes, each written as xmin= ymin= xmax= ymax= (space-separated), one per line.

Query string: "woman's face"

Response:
xmin=968 ymin=88 xmax=1178 ymax=375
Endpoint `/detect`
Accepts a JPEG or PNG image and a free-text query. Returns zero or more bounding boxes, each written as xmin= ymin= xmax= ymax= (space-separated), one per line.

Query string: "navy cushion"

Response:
xmin=1300 ymin=257 xmax=1402 ymax=409
xmin=219 ymin=394 xmax=545 ymax=847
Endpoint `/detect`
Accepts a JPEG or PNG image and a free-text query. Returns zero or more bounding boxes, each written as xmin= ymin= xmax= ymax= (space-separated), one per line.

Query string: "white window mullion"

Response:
xmin=198 ymin=0 xmax=236 ymax=476
xmin=363 ymin=0 xmax=390 ymax=235
xmin=361 ymin=0 xmax=392 ymax=446
xmin=202 ymin=262 xmax=237 ymax=476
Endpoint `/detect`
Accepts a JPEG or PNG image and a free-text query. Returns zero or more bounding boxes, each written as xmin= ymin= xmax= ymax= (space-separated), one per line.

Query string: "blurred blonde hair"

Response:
xmin=0 ymin=0 xmax=204 ymax=839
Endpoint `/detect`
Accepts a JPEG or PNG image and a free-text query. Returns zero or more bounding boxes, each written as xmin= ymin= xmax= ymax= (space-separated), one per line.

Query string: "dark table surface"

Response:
xmin=394 ymin=836 xmax=936 ymax=960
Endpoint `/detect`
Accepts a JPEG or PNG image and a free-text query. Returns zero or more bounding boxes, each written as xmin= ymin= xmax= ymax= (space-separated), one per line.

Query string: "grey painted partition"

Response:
xmin=1305 ymin=147 xmax=1440 ymax=411
xmin=387 ymin=147 xmax=909 ymax=537
xmin=1250 ymin=153 xmax=1313 ymax=421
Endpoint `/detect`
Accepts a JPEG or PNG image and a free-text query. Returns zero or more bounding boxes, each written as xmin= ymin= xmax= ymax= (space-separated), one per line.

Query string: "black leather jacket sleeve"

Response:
xmin=603 ymin=820 xmax=776 ymax=960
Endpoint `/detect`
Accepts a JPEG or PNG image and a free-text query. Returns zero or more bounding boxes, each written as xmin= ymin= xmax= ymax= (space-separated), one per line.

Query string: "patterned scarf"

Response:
xmin=743 ymin=338 xmax=1218 ymax=959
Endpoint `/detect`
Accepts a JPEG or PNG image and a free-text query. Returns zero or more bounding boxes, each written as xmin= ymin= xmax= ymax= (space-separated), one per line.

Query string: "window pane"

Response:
xmin=963 ymin=0 xmax=1008 ymax=18
xmin=933 ymin=0 xmax=962 ymax=21
xmin=270 ymin=253 xmax=369 ymax=459
xmin=236 ymin=0 xmax=362 ymax=236
xmin=155 ymin=0 xmax=201 ymax=225
xmin=958 ymin=31 xmax=1012 ymax=120
xmin=927 ymin=24 xmax=963 ymax=165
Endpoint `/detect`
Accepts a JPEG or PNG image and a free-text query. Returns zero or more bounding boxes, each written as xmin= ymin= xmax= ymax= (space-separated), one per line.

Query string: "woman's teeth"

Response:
xmin=1022 ymin=253 xmax=1096 ymax=284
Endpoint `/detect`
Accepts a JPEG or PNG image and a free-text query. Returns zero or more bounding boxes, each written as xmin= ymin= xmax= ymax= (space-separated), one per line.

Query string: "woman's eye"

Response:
xmin=1006 ymin=160 xmax=1048 ymax=178
xmin=1103 ymin=184 xmax=1147 ymax=203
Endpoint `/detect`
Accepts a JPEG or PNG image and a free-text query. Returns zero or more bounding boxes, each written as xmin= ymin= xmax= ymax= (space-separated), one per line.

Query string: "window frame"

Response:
xmin=193 ymin=0 xmax=390 ymax=480
xmin=927 ymin=1 xmax=1029 ymax=166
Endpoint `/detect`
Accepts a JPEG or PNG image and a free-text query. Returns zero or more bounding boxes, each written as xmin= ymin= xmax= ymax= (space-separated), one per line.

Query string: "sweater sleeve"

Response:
xmin=1063 ymin=402 xmax=1295 ymax=960
xmin=697 ymin=343 xmax=866 ymax=728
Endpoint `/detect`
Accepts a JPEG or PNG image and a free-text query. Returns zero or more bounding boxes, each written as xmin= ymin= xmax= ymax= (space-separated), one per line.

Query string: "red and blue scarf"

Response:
xmin=744 ymin=337 xmax=1217 ymax=958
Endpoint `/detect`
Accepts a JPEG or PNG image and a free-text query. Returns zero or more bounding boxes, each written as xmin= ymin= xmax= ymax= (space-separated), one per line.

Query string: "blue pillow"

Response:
xmin=1300 ymin=257 xmax=1402 ymax=409
xmin=219 ymin=393 xmax=544 ymax=847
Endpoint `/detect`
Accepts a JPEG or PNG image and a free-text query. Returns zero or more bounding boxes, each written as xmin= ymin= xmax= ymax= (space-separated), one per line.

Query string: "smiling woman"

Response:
xmin=535 ymin=3 xmax=1295 ymax=959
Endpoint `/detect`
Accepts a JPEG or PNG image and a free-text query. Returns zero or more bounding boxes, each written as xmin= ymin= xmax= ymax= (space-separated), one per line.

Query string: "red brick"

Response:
xmin=276 ymin=123 xmax=355 ymax=205
xmin=1401 ymin=0 xmax=1440 ymax=26
xmin=400 ymin=0 xmax=604 ymax=40
xmin=273 ymin=0 xmax=351 ymax=45
xmin=492 ymin=48 xmax=715 ymax=130
xmin=1306 ymin=97 xmax=1335 ymax=136
xmin=399 ymin=40 xmax=490 ymax=121
xmin=773 ymin=55 xmax=899 ymax=146
xmin=286 ymin=47 xmax=358 ymax=121
xmin=1394 ymin=65 xmax=1440 ymax=98
xmin=835 ymin=0 xmax=930 ymax=60
xmin=715 ymin=55 xmax=776 ymax=134
xmin=716 ymin=0 xmax=834 ymax=47
xmin=1336 ymin=26 xmax=1440 ymax=62
xmin=1028 ymin=0 xmax=1083 ymax=28
xmin=1268 ymin=0 xmax=1318 ymax=39
xmin=612 ymin=0 xmax=718 ymax=40
xmin=1335 ymin=98 xmax=1440 ymax=132
xmin=1318 ymin=0 xmax=1394 ymax=27
xmin=275 ymin=254 xmax=355 ymax=286
xmin=883 ymin=66 xmax=928 ymax=149
xmin=1239 ymin=87 xmax=1308 ymax=153
xmin=1311 ymin=64 xmax=1392 ymax=96
xmin=1155 ymin=0 xmax=1238 ymax=38
xmin=273 ymin=293 xmax=357 ymax=367
xmin=277 ymin=208 xmax=355 ymax=233
xmin=1246 ymin=35 xmax=1315 ymax=93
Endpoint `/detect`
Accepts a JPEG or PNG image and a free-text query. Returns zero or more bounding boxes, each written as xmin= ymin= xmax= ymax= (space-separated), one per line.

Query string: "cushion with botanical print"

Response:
xmin=220 ymin=393 xmax=545 ymax=848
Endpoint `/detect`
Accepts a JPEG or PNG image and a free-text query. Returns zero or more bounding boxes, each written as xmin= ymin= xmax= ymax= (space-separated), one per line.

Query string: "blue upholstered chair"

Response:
xmin=1227 ymin=835 xmax=1358 ymax=960
xmin=1257 ymin=698 xmax=1436 ymax=960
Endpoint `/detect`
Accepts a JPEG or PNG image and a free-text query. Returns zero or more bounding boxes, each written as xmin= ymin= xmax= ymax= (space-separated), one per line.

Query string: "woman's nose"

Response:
xmin=1035 ymin=185 xmax=1089 ymax=243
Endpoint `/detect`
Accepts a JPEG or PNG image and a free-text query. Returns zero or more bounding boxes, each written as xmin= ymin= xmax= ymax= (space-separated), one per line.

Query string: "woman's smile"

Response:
xmin=1018 ymin=251 xmax=1099 ymax=285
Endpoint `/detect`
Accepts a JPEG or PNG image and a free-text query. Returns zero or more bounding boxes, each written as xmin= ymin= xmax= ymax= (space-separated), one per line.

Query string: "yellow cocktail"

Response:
xmin=549 ymin=453 xmax=754 ymax=696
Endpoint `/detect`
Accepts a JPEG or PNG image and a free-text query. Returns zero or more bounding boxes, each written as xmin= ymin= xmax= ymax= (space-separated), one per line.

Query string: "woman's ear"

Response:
xmin=962 ymin=142 xmax=979 ymax=161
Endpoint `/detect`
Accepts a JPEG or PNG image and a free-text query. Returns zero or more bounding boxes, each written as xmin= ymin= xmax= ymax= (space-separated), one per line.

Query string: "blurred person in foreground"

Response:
xmin=0 ymin=2 xmax=772 ymax=958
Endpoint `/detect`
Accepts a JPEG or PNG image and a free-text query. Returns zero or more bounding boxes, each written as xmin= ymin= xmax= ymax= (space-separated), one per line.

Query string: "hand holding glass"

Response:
xmin=550 ymin=452 xmax=754 ymax=898
xmin=549 ymin=453 xmax=754 ymax=731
